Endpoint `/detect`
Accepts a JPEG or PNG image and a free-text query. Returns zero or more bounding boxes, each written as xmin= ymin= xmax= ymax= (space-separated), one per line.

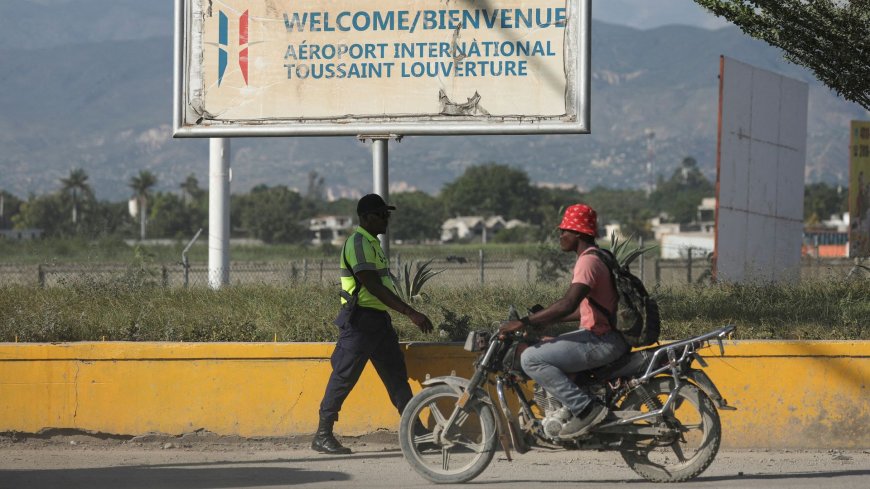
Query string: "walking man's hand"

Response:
xmin=407 ymin=309 xmax=434 ymax=334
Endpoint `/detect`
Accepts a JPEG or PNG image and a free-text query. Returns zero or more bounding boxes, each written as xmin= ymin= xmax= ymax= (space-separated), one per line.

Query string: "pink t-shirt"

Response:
xmin=572 ymin=248 xmax=618 ymax=335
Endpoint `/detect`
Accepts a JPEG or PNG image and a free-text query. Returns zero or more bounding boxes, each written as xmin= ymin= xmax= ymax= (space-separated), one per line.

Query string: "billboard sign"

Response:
xmin=715 ymin=56 xmax=808 ymax=283
xmin=173 ymin=0 xmax=590 ymax=137
xmin=850 ymin=120 xmax=870 ymax=257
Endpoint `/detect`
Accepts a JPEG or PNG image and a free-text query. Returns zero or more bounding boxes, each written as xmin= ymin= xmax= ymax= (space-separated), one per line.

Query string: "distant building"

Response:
xmin=803 ymin=213 xmax=850 ymax=257
xmin=308 ymin=215 xmax=354 ymax=246
xmin=652 ymin=197 xmax=716 ymax=258
xmin=441 ymin=216 xmax=527 ymax=243
xmin=0 ymin=228 xmax=43 ymax=240
xmin=649 ymin=197 xmax=717 ymax=240
xmin=661 ymin=232 xmax=714 ymax=259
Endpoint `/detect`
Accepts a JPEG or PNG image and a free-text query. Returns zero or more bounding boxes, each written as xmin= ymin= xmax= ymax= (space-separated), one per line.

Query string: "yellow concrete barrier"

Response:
xmin=0 ymin=341 xmax=867 ymax=448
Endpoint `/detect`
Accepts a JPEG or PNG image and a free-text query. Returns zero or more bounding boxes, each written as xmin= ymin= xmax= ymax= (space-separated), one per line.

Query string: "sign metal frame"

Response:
xmin=172 ymin=0 xmax=590 ymax=137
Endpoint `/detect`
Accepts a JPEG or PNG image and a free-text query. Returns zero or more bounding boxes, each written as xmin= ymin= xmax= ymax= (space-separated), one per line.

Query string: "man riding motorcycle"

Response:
xmin=499 ymin=204 xmax=628 ymax=438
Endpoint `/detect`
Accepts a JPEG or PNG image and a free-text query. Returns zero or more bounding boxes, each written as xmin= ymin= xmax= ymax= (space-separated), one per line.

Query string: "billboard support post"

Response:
xmin=209 ymin=138 xmax=231 ymax=289
xmin=360 ymin=135 xmax=402 ymax=259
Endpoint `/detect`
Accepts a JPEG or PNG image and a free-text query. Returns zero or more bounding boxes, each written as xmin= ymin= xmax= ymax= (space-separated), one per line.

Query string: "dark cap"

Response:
xmin=357 ymin=194 xmax=396 ymax=216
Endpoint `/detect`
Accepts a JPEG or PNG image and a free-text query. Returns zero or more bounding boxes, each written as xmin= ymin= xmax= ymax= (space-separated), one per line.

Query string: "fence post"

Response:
xmin=654 ymin=259 xmax=661 ymax=286
xmin=526 ymin=260 xmax=531 ymax=284
xmin=639 ymin=237 xmax=645 ymax=282
xmin=183 ymin=256 xmax=190 ymax=289
xmin=479 ymin=249 xmax=485 ymax=286
xmin=319 ymin=259 xmax=324 ymax=283
xmin=38 ymin=265 xmax=45 ymax=288
xmin=162 ymin=265 xmax=169 ymax=287
xmin=687 ymin=247 xmax=693 ymax=284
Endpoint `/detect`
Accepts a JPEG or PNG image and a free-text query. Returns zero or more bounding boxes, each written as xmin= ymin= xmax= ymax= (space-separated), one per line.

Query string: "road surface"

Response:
xmin=1 ymin=432 xmax=868 ymax=489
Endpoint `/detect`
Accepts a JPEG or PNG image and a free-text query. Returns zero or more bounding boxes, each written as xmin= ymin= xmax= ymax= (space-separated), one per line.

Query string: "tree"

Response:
xmin=149 ymin=192 xmax=205 ymax=239
xmin=59 ymin=168 xmax=93 ymax=227
xmin=389 ymin=191 xmax=444 ymax=242
xmin=305 ymin=171 xmax=326 ymax=202
xmin=694 ymin=0 xmax=870 ymax=110
xmin=234 ymin=185 xmax=312 ymax=244
xmin=648 ymin=157 xmax=715 ymax=224
xmin=179 ymin=173 xmax=204 ymax=206
xmin=129 ymin=170 xmax=158 ymax=240
xmin=804 ymin=182 xmax=847 ymax=223
xmin=439 ymin=163 xmax=541 ymax=222
xmin=584 ymin=187 xmax=654 ymax=239
xmin=0 ymin=191 xmax=23 ymax=230
xmin=13 ymin=194 xmax=68 ymax=237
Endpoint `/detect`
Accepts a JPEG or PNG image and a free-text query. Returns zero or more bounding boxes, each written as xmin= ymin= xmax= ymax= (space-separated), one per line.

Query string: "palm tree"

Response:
xmin=129 ymin=170 xmax=158 ymax=240
xmin=179 ymin=173 xmax=202 ymax=205
xmin=59 ymin=168 xmax=93 ymax=227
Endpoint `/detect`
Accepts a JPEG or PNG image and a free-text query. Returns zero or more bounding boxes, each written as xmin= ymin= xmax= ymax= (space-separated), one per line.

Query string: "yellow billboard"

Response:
xmin=850 ymin=121 xmax=870 ymax=257
xmin=174 ymin=0 xmax=589 ymax=136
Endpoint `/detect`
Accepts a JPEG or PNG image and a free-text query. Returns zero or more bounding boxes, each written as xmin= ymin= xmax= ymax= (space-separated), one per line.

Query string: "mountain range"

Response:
xmin=1 ymin=0 xmax=867 ymax=201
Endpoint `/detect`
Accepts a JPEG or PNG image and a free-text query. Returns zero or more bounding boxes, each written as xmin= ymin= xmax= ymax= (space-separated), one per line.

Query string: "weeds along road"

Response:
xmin=1 ymin=433 xmax=869 ymax=489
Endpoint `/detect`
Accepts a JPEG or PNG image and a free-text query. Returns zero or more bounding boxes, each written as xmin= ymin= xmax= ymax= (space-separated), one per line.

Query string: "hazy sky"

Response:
xmin=592 ymin=0 xmax=729 ymax=30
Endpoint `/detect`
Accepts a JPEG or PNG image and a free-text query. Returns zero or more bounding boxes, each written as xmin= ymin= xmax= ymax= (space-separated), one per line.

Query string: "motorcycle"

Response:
xmin=398 ymin=309 xmax=737 ymax=484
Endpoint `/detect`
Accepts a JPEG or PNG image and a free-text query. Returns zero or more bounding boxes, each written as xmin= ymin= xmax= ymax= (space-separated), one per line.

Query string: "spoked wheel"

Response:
xmin=618 ymin=376 xmax=721 ymax=482
xmin=399 ymin=384 xmax=498 ymax=484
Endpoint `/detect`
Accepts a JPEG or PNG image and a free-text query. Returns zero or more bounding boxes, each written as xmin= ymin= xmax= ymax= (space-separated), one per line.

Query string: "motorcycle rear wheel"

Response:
xmin=617 ymin=376 xmax=721 ymax=482
xmin=399 ymin=384 xmax=498 ymax=484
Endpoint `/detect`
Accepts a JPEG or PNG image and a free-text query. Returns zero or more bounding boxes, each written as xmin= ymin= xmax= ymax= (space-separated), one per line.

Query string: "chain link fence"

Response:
xmin=1 ymin=253 xmax=865 ymax=289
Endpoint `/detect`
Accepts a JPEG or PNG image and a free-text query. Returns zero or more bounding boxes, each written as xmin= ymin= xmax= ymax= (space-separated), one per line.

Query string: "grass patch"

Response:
xmin=1 ymin=278 xmax=867 ymax=342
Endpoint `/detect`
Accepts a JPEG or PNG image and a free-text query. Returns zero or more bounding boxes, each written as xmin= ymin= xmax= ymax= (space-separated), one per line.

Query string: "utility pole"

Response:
xmin=645 ymin=129 xmax=656 ymax=197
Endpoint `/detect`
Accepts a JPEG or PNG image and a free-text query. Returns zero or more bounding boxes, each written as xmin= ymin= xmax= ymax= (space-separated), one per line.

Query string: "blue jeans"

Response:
xmin=520 ymin=329 xmax=627 ymax=416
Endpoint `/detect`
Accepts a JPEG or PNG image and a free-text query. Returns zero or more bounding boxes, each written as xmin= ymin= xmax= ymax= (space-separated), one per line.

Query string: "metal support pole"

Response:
xmin=209 ymin=138 xmax=231 ymax=289
xmin=687 ymin=247 xmax=694 ymax=284
xmin=479 ymin=249 xmax=485 ymax=286
xmin=372 ymin=138 xmax=390 ymax=258
xmin=182 ymin=228 xmax=203 ymax=289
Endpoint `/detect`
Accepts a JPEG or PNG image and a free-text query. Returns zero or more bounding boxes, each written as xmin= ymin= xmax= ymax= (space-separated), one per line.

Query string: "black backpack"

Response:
xmin=587 ymin=248 xmax=660 ymax=348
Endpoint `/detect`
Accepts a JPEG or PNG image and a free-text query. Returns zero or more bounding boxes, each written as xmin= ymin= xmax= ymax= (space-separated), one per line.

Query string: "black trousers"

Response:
xmin=318 ymin=308 xmax=413 ymax=423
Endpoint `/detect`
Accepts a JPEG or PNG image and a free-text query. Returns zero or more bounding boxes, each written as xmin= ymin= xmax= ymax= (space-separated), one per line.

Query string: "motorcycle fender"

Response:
xmin=685 ymin=370 xmax=736 ymax=411
xmin=421 ymin=376 xmax=512 ymax=457
xmin=421 ymin=376 xmax=494 ymax=406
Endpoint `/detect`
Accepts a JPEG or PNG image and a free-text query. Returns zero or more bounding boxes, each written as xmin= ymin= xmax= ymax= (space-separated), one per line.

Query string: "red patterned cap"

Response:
xmin=558 ymin=204 xmax=597 ymax=237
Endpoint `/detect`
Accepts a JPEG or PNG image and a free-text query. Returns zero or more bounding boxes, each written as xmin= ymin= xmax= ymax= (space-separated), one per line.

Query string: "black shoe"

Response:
xmin=311 ymin=432 xmax=352 ymax=455
xmin=558 ymin=402 xmax=609 ymax=439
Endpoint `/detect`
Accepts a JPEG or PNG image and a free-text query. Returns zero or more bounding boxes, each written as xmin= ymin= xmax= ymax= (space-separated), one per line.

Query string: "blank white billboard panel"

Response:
xmin=715 ymin=56 xmax=808 ymax=283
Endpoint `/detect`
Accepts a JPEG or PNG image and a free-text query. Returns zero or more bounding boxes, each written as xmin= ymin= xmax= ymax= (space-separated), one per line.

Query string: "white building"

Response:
xmin=661 ymin=232 xmax=714 ymax=259
xmin=652 ymin=197 xmax=716 ymax=259
xmin=308 ymin=215 xmax=354 ymax=246
xmin=441 ymin=216 xmax=528 ymax=243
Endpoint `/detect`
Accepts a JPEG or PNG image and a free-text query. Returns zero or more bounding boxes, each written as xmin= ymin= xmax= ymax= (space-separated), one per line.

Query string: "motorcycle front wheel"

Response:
xmin=617 ymin=376 xmax=722 ymax=482
xmin=399 ymin=384 xmax=498 ymax=484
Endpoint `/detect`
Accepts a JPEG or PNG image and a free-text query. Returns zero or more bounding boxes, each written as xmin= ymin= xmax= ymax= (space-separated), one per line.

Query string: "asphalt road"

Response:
xmin=1 ymin=434 xmax=868 ymax=489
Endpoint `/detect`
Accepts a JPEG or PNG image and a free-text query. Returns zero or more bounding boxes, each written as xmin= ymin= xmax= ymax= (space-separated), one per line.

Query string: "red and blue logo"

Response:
xmin=218 ymin=10 xmax=249 ymax=86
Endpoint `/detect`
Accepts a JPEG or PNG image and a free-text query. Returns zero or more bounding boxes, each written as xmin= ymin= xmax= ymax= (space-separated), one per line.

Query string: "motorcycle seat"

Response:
xmin=588 ymin=349 xmax=655 ymax=381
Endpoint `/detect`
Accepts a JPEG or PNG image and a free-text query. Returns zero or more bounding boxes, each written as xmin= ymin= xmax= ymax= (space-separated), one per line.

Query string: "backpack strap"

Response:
xmin=585 ymin=248 xmax=618 ymax=328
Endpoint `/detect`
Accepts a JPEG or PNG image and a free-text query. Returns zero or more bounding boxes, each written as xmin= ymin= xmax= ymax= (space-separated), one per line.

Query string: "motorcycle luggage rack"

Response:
xmin=600 ymin=324 xmax=736 ymax=428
